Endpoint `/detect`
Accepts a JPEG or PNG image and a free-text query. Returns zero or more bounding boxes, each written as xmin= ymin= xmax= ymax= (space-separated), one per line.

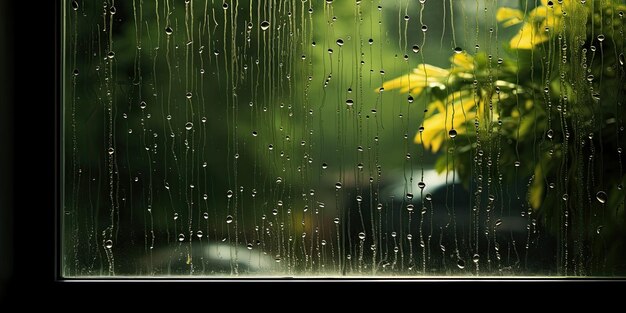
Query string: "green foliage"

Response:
xmin=385 ymin=0 xmax=626 ymax=274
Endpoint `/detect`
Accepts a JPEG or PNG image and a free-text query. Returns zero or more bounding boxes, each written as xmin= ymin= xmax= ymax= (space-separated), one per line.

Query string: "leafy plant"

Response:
xmin=381 ymin=0 xmax=626 ymax=274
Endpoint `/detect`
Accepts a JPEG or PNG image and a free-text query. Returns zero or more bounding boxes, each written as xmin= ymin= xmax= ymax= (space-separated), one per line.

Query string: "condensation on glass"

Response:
xmin=63 ymin=0 xmax=626 ymax=277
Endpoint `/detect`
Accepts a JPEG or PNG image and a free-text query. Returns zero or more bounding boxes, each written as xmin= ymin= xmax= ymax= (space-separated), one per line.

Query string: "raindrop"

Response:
xmin=596 ymin=191 xmax=607 ymax=204
xmin=346 ymin=99 xmax=354 ymax=106
xmin=358 ymin=232 xmax=366 ymax=240
xmin=226 ymin=190 xmax=233 ymax=198
xmin=105 ymin=240 xmax=113 ymax=249
xmin=196 ymin=231 xmax=203 ymax=238
xmin=453 ymin=47 xmax=462 ymax=54
xmin=260 ymin=21 xmax=270 ymax=31
xmin=333 ymin=218 xmax=340 ymax=224
xmin=335 ymin=182 xmax=342 ymax=189
xmin=185 ymin=122 xmax=193 ymax=130
xmin=619 ymin=53 xmax=625 ymax=66
xmin=226 ymin=215 xmax=233 ymax=224
xmin=336 ymin=39 xmax=344 ymax=46
xmin=457 ymin=259 xmax=465 ymax=269
xmin=418 ymin=181 xmax=426 ymax=189
xmin=412 ymin=45 xmax=420 ymax=53
xmin=472 ymin=254 xmax=480 ymax=263
xmin=107 ymin=147 xmax=115 ymax=155
xmin=107 ymin=51 xmax=115 ymax=59
xmin=71 ymin=0 xmax=78 ymax=10
xmin=449 ymin=129 xmax=457 ymax=138
xmin=203 ymin=212 xmax=209 ymax=220
xmin=139 ymin=101 xmax=147 ymax=109
xmin=178 ymin=233 xmax=185 ymax=242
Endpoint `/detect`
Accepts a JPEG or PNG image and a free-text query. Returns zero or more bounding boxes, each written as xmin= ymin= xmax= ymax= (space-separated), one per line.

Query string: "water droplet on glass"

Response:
xmin=107 ymin=51 xmax=115 ymax=59
xmin=185 ymin=122 xmax=193 ymax=130
xmin=203 ymin=212 xmax=209 ymax=220
xmin=226 ymin=190 xmax=233 ymax=198
xmin=358 ymin=232 xmax=366 ymax=240
xmin=418 ymin=181 xmax=426 ymax=189
xmin=336 ymin=39 xmax=344 ymax=46
xmin=335 ymin=182 xmax=342 ymax=189
xmin=105 ymin=240 xmax=113 ymax=249
xmin=495 ymin=219 xmax=502 ymax=227
xmin=107 ymin=147 xmax=115 ymax=155
xmin=139 ymin=101 xmax=147 ymax=109
xmin=453 ymin=47 xmax=462 ymax=54
xmin=412 ymin=45 xmax=420 ymax=53
xmin=71 ymin=0 xmax=79 ymax=10
xmin=449 ymin=129 xmax=457 ymax=138
xmin=472 ymin=254 xmax=480 ymax=263
xmin=260 ymin=21 xmax=270 ymax=31
xmin=178 ymin=233 xmax=185 ymax=242
xmin=333 ymin=218 xmax=340 ymax=224
xmin=196 ymin=231 xmax=203 ymax=238
xmin=346 ymin=99 xmax=354 ymax=106
xmin=619 ymin=53 xmax=625 ymax=66
xmin=226 ymin=215 xmax=233 ymax=224
xmin=457 ymin=259 xmax=465 ymax=269
xmin=596 ymin=191 xmax=607 ymax=204
xmin=547 ymin=129 xmax=554 ymax=139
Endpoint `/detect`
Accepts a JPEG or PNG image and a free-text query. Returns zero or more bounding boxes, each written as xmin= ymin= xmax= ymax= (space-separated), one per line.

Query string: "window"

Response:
xmin=63 ymin=0 xmax=626 ymax=277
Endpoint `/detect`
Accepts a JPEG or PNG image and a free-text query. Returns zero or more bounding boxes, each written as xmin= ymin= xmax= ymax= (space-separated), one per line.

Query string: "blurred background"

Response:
xmin=63 ymin=0 xmax=622 ymax=277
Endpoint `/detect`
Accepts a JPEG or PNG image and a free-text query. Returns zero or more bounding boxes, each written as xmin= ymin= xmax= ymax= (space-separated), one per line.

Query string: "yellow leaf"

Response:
xmin=496 ymin=7 xmax=524 ymax=27
xmin=510 ymin=23 xmax=549 ymax=49
xmin=377 ymin=64 xmax=449 ymax=94
xmin=415 ymin=92 xmax=477 ymax=152
xmin=451 ymin=53 xmax=475 ymax=71
xmin=529 ymin=165 xmax=544 ymax=210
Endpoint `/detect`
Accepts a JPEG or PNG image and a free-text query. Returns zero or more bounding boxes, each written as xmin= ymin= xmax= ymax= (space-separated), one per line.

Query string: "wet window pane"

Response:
xmin=64 ymin=0 xmax=626 ymax=277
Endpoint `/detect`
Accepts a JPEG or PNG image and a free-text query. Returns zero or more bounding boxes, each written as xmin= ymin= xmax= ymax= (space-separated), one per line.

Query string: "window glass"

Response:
xmin=64 ymin=0 xmax=626 ymax=277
